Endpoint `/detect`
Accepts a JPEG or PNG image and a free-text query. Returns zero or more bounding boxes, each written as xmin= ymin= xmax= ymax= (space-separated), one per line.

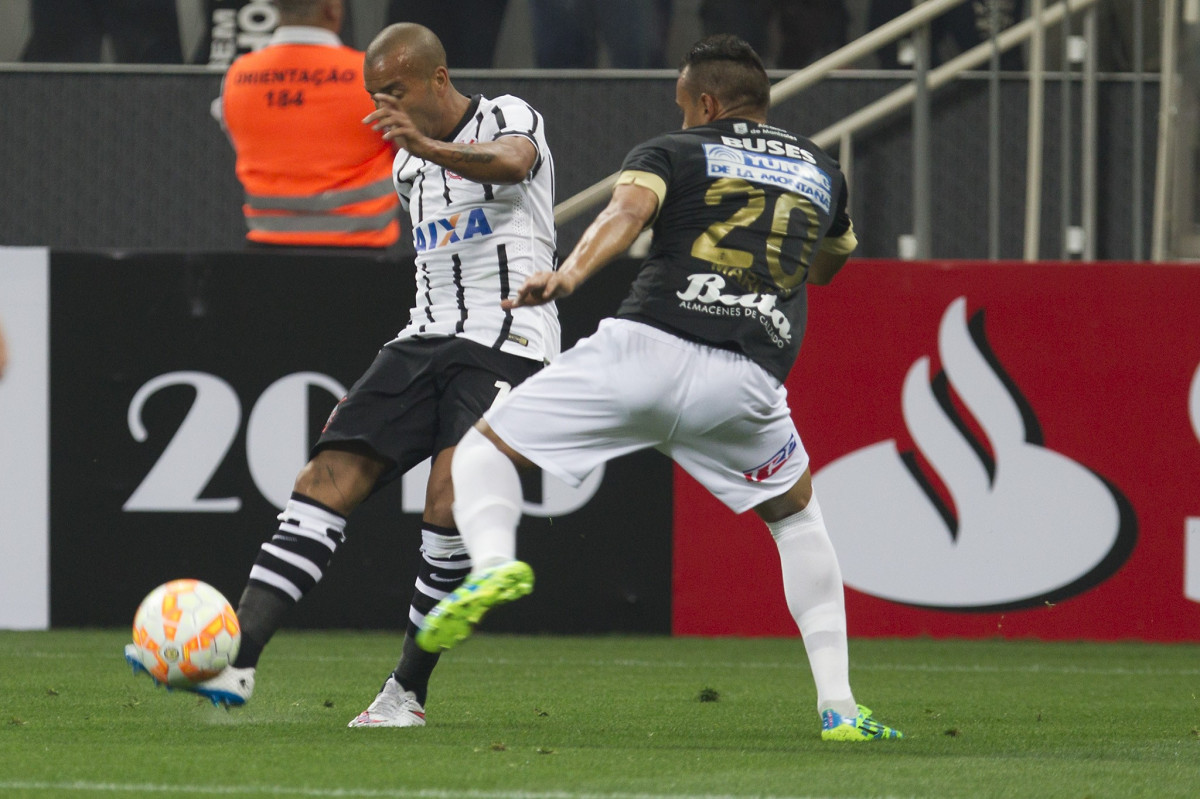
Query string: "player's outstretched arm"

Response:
xmin=365 ymin=95 xmax=537 ymax=184
xmin=505 ymin=183 xmax=659 ymax=309
xmin=420 ymin=135 xmax=536 ymax=185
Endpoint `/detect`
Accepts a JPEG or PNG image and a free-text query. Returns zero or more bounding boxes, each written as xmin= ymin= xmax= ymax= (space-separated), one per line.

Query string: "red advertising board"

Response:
xmin=673 ymin=260 xmax=1200 ymax=641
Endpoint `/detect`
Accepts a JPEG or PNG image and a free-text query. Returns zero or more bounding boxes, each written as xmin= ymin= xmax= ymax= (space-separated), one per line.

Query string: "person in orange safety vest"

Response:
xmin=214 ymin=0 xmax=400 ymax=248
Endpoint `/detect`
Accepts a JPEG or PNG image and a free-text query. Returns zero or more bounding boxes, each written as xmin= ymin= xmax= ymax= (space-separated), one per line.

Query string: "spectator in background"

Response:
xmin=529 ymin=0 xmax=671 ymax=68
xmin=213 ymin=0 xmax=400 ymax=248
xmin=21 ymin=0 xmax=183 ymax=63
xmin=386 ymin=0 xmax=511 ymax=68
xmin=699 ymin=0 xmax=847 ymax=70
xmin=869 ymin=0 xmax=1025 ymax=70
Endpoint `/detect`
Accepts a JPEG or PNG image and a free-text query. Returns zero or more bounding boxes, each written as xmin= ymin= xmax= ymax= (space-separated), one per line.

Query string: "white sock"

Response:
xmin=450 ymin=427 xmax=523 ymax=572
xmin=766 ymin=493 xmax=857 ymax=718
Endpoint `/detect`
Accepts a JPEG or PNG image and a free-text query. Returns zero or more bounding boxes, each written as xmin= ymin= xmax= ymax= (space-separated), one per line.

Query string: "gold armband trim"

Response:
xmin=615 ymin=170 xmax=667 ymax=227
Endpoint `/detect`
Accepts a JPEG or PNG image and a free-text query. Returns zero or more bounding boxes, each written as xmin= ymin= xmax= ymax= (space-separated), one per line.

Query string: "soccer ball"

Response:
xmin=129 ymin=579 xmax=241 ymax=688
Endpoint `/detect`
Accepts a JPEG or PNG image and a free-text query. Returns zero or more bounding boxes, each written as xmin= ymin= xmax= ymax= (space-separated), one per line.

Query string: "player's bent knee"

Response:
xmin=470 ymin=421 xmax=535 ymax=470
xmin=292 ymin=445 xmax=387 ymax=514
xmin=452 ymin=427 xmax=526 ymax=489
xmin=456 ymin=426 xmax=500 ymax=466
xmin=753 ymin=468 xmax=815 ymax=523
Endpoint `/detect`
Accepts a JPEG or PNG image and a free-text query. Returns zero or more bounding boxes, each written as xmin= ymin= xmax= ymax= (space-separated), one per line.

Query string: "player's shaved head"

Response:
xmin=363 ymin=22 xmax=466 ymax=141
xmin=679 ymin=35 xmax=770 ymax=117
xmin=365 ymin=22 xmax=447 ymax=80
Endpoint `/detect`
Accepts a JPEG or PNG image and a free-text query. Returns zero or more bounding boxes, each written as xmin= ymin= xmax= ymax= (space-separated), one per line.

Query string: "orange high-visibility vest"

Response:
xmin=221 ymin=35 xmax=399 ymax=247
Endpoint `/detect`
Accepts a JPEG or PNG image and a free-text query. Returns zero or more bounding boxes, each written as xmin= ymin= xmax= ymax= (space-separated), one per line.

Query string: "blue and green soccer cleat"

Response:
xmin=821 ymin=704 xmax=903 ymax=741
xmin=123 ymin=643 xmax=254 ymax=707
xmin=415 ymin=561 xmax=534 ymax=653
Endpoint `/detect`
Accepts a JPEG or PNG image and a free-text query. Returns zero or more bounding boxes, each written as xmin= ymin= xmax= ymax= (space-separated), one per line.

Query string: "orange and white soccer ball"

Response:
xmin=129 ymin=579 xmax=241 ymax=688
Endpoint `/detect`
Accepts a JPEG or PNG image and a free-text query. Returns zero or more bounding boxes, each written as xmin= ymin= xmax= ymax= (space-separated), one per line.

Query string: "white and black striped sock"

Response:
xmin=392 ymin=525 xmax=473 ymax=704
xmin=248 ymin=493 xmax=347 ymax=602
xmin=406 ymin=525 xmax=472 ymax=637
xmin=232 ymin=493 xmax=347 ymax=669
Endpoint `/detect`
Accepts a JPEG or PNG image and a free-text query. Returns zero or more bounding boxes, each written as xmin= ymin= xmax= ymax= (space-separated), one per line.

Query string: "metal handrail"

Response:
xmin=1153 ymin=0 xmax=1182 ymax=260
xmin=552 ymin=0 xmax=1124 ymax=263
xmin=807 ymin=0 xmax=1103 ymax=260
xmin=810 ymin=0 xmax=1092 ymax=145
xmin=552 ymin=0 xmax=976 ymax=226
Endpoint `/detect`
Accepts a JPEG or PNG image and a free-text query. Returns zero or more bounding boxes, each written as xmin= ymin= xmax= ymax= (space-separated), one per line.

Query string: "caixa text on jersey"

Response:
xmin=413 ymin=209 xmax=494 ymax=252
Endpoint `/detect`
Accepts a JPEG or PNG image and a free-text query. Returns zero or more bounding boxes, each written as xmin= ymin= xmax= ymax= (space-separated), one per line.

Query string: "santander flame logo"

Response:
xmin=814 ymin=297 xmax=1136 ymax=611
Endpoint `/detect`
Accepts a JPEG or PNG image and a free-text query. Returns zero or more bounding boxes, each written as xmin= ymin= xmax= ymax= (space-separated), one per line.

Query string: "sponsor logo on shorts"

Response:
xmin=322 ymin=395 xmax=348 ymax=433
xmin=743 ymin=434 xmax=798 ymax=482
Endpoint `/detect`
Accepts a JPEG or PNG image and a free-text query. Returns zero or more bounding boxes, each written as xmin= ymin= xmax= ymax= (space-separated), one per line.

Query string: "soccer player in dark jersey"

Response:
xmin=419 ymin=34 xmax=902 ymax=742
xmin=125 ymin=23 xmax=559 ymax=728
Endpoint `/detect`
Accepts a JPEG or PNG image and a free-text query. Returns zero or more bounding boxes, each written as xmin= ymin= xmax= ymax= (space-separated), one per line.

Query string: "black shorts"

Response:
xmin=316 ymin=337 xmax=543 ymax=486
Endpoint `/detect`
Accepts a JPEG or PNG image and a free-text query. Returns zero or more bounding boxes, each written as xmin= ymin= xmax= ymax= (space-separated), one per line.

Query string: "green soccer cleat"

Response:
xmin=415 ymin=561 xmax=534 ymax=653
xmin=820 ymin=704 xmax=903 ymax=741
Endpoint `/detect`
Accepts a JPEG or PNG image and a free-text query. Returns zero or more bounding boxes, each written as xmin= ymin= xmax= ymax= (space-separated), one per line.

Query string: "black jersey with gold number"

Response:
xmin=615 ymin=118 xmax=856 ymax=383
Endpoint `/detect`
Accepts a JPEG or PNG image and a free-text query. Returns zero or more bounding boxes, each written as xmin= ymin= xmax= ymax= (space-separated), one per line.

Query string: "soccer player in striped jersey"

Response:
xmin=131 ymin=23 xmax=559 ymax=726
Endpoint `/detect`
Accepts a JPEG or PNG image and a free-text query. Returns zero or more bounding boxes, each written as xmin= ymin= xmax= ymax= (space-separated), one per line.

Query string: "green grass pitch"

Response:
xmin=1 ymin=630 xmax=1197 ymax=798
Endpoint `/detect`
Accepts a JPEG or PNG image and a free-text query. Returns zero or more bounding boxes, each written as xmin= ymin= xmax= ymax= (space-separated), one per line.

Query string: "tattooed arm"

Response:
xmin=413 ymin=135 xmax=537 ymax=185
xmin=365 ymin=94 xmax=537 ymax=185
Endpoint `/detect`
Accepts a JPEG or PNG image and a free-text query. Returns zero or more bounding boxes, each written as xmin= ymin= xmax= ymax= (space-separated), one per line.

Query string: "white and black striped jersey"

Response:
xmin=390 ymin=94 xmax=560 ymax=363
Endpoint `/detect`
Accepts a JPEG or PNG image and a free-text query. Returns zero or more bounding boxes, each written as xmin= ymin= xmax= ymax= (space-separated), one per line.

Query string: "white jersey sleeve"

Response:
xmin=390 ymin=94 xmax=560 ymax=363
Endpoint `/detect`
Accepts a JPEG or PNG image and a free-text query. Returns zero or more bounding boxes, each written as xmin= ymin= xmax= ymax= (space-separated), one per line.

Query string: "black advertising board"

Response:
xmin=43 ymin=249 xmax=671 ymax=633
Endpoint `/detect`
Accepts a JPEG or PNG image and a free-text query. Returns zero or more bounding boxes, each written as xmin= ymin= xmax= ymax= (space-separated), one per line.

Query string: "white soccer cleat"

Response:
xmin=189 ymin=666 xmax=256 ymax=707
xmin=347 ymin=676 xmax=427 ymax=728
xmin=125 ymin=642 xmax=254 ymax=707
xmin=124 ymin=642 xmax=157 ymax=681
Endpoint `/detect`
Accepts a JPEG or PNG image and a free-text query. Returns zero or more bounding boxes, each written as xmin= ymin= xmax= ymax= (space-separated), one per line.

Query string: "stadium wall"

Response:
xmin=0 ymin=69 xmax=1159 ymax=260
xmin=2 ymin=248 xmax=1199 ymax=641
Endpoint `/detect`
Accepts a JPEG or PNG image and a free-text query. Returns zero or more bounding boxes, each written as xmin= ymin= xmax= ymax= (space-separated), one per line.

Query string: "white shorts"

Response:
xmin=484 ymin=318 xmax=810 ymax=514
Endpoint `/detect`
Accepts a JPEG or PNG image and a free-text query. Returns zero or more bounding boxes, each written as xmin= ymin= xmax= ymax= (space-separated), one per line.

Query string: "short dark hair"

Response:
xmin=679 ymin=35 xmax=770 ymax=115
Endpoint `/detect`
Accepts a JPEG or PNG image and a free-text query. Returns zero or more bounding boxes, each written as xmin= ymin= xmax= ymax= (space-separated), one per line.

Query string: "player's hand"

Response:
xmin=504 ymin=271 xmax=576 ymax=309
xmin=364 ymin=95 xmax=432 ymax=156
